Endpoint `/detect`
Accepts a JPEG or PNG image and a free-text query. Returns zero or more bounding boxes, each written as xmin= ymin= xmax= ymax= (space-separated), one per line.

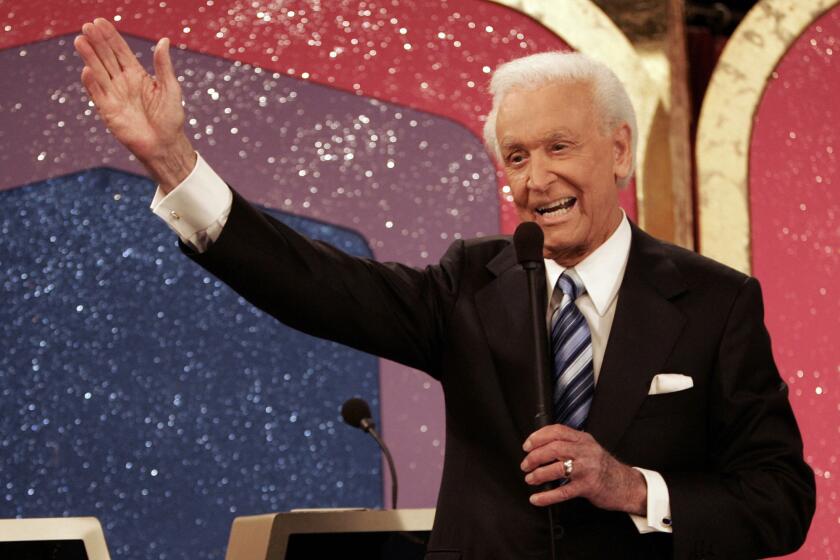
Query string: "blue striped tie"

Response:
xmin=550 ymin=270 xmax=594 ymax=429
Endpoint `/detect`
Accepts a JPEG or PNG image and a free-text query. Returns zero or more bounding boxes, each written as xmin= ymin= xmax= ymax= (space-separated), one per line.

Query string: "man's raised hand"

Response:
xmin=74 ymin=18 xmax=195 ymax=193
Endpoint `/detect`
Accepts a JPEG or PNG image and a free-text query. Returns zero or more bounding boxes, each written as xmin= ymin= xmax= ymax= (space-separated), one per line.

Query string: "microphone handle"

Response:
xmin=524 ymin=263 xmax=560 ymax=488
xmin=367 ymin=427 xmax=399 ymax=510
xmin=523 ymin=262 xmax=561 ymax=560
xmin=523 ymin=262 xmax=553 ymax=429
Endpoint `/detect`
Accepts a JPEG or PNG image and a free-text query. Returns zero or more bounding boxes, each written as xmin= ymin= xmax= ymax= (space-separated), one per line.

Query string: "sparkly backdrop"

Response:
xmin=748 ymin=6 xmax=840 ymax=557
xmin=2 ymin=0 xmax=836 ymax=559
xmin=0 ymin=1 xmax=576 ymax=559
xmin=0 ymin=4 xmax=592 ymax=524
xmin=1 ymin=169 xmax=381 ymax=559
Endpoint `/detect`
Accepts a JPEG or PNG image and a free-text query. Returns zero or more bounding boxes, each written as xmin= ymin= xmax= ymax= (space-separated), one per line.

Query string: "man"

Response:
xmin=75 ymin=18 xmax=814 ymax=559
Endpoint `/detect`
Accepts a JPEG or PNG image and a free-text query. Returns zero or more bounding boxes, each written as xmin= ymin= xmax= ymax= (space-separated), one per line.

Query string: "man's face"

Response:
xmin=495 ymin=80 xmax=631 ymax=265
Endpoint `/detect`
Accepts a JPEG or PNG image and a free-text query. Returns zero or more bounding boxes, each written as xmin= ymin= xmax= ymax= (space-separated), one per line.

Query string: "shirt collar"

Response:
xmin=543 ymin=211 xmax=632 ymax=316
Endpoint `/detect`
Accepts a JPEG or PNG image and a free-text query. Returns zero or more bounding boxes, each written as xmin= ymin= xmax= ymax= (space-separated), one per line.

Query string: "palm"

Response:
xmin=99 ymin=65 xmax=183 ymax=158
xmin=75 ymin=18 xmax=185 ymax=162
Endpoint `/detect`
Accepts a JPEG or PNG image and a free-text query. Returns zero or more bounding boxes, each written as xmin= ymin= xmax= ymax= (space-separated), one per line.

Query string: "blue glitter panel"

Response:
xmin=0 ymin=169 xmax=382 ymax=559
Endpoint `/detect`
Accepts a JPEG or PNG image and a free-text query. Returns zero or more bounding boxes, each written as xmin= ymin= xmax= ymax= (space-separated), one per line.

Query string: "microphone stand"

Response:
xmin=365 ymin=423 xmax=398 ymax=510
xmin=354 ymin=411 xmax=425 ymax=546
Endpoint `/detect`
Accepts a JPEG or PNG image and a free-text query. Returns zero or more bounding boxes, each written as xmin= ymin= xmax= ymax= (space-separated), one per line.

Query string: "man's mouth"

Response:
xmin=535 ymin=197 xmax=577 ymax=216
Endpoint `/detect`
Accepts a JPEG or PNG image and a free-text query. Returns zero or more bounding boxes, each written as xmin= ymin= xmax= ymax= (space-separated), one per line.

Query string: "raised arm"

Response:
xmin=74 ymin=18 xmax=195 ymax=193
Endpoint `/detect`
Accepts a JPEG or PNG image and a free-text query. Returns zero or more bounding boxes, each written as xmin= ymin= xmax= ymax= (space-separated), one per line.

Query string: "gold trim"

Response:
xmin=696 ymin=0 xmax=840 ymax=273
xmin=488 ymin=0 xmax=664 ymax=232
xmin=664 ymin=0 xmax=695 ymax=250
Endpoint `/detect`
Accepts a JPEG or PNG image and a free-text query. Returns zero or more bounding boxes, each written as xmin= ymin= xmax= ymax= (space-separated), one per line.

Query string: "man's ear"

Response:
xmin=612 ymin=123 xmax=632 ymax=181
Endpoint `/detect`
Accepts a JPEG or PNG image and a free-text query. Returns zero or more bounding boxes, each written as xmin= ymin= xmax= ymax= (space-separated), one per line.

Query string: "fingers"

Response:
xmin=523 ymin=424 xmax=585 ymax=452
xmin=82 ymin=20 xmax=121 ymax=79
xmin=153 ymin=37 xmax=177 ymax=88
xmin=522 ymin=448 xmax=583 ymax=507
xmin=94 ymin=17 xmax=142 ymax=72
xmin=519 ymin=425 xmax=596 ymax=507
xmin=74 ymin=35 xmax=112 ymax=94
xmin=80 ymin=66 xmax=107 ymax=104
xmin=521 ymin=439 xmax=577 ymax=473
xmin=529 ymin=481 xmax=580 ymax=507
xmin=524 ymin=459 xmax=570 ymax=486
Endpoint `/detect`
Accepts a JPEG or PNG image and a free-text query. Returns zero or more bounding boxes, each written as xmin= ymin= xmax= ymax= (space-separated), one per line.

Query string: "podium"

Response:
xmin=0 ymin=517 xmax=111 ymax=560
xmin=225 ymin=508 xmax=435 ymax=560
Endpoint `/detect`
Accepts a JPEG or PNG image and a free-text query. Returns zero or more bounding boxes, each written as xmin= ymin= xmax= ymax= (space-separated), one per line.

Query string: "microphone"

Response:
xmin=514 ymin=221 xmax=544 ymax=268
xmin=341 ymin=398 xmax=399 ymax=509
xmin=513 ymin=222 xmax=553 ymax=430
xmin=341 ymin=396 xmax=376 ymax=432
xmin=514 ymin=223 xmax=562 ymax=558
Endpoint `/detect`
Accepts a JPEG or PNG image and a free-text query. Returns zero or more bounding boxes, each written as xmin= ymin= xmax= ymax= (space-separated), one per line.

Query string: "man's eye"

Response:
xmin=551 ymin=143 xmax=567 ymax=152
xmin=508 ymin=153 xmax=525 ymax=164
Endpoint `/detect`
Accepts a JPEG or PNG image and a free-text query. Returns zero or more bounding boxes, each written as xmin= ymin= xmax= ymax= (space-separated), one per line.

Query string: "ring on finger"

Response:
xmin=563 ymin=458 xmax=574 ymax=479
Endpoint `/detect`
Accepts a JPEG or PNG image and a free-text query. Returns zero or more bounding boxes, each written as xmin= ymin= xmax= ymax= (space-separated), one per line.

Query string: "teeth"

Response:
xmin=536 ymin=197 xmax=576 ymax=215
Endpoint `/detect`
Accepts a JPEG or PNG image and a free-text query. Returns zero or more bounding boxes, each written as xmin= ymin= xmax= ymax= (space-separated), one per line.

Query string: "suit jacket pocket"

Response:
xmin=424 ymin=550 xmax=462 ymax=560
xmin=635 ymin=388 xmax=695 ymax=418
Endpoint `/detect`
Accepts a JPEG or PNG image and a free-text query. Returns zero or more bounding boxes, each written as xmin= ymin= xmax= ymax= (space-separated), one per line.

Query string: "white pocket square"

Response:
xmin=648 ymin=373 xmax=694 ymax=395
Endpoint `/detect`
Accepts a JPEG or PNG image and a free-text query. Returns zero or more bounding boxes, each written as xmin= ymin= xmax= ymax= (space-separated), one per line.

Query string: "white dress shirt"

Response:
xmin=151 ymin=152 xmax=672 ymax=534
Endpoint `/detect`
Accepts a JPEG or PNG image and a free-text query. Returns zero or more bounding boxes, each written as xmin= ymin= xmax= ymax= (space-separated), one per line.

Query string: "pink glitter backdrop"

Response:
xmin=0 ymin=0 xmax=637 ymax=232
xmin=749 ymin=6 xmax=840 ymax=558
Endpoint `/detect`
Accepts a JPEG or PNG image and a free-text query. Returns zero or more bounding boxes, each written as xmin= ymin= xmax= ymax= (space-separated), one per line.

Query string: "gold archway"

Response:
xmin=696 ymin=0 xmax=840 ymax=273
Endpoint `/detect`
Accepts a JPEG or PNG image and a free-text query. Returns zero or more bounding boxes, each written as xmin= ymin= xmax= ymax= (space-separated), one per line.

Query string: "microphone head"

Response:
xmin=513 ymin=221 xmax=544 ymax=264
xmin=341 ymin=397 xmax=373 ymax=430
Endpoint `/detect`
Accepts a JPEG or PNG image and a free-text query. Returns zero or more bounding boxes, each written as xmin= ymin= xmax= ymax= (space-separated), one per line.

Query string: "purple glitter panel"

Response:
xmin=1 ymin=35 xmax=499 ymax=507
xmin=0 ymin=169 xmax=382 ymax=559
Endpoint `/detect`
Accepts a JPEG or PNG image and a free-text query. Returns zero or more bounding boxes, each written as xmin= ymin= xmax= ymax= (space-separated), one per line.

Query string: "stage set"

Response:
xmin=0 ymin=0 xmax=837 ymax=558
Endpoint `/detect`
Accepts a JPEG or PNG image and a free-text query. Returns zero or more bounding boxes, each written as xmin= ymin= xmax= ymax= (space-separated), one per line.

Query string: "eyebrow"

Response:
xmin=499 ymin=129 xmax=577 ymax=152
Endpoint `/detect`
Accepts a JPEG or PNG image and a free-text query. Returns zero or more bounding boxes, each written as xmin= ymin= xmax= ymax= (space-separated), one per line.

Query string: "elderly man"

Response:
xmin=75 ymin=17 xmax=814 ymax=559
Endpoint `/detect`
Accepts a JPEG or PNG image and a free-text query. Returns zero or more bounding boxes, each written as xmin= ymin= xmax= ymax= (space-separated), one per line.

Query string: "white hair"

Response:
xmin=482 ymin=51 xmax=637 ymax=188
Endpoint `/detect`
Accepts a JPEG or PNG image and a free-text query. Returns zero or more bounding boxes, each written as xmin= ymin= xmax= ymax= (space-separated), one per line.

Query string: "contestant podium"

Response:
xmin=225 ymin=508 xmax=435 ymax=560
xmin=0 ymin=517 xmax=112 ymax=560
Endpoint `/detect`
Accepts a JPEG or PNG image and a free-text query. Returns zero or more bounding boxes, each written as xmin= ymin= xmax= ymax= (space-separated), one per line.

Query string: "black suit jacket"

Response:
xmin=185 ymin=191 xmax=815 ymax=559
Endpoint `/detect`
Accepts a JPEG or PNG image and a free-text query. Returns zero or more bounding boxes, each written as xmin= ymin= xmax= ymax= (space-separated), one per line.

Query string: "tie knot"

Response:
xmin=557 ymin=269 xmax=586 ymax=301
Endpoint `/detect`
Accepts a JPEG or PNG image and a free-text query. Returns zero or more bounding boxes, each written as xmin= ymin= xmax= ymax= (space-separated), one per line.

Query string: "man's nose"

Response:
xmin=527 ymin=152 xmax=555 ymax=191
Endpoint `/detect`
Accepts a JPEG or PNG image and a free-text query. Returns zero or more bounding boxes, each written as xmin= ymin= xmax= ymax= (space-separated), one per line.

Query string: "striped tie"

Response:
xmin=550 ymin=269 xmax=594 ymax=429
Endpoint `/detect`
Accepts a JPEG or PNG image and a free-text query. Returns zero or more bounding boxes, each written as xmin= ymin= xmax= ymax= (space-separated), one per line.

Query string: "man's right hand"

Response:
xmin=74 ymin=18 xmax=196 ymax=193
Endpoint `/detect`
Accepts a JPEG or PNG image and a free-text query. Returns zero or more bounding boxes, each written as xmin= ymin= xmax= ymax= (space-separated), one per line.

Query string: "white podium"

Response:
xmin=225 ymin=508 xmax=435 ymax=560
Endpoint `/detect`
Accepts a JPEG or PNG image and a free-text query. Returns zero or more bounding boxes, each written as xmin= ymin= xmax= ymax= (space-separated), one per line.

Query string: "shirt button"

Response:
xmin=662 ymin=517 xmax=672 ymax=526
xmin=170 ymin=210 xmax=180 ymax=220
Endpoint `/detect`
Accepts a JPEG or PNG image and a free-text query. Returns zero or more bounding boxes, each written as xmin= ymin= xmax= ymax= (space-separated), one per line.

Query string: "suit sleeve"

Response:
xmin=664 ymin=277 xmax=816 ymax=559
xmin=179 ymin=189 xmax=463 ymax=377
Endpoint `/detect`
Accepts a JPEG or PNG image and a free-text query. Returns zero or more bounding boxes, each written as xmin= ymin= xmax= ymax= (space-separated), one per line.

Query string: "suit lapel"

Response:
xmin=475 ymin=244 xmax=548 ymax=441
xmin=586 ymin=224 xmax=688 ymax=452
xmin=472 ymin=226 xmax=688 ymax=449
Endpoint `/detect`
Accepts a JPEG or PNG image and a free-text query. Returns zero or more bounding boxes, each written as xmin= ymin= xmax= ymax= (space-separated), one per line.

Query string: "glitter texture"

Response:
xmin=0 ymin=0 xmax=582 ymax=232
xmin=749 ymin=7 xmax=840 ymax=558
xmin=0 ymin=31 xmax=504 ymax=511
xmin=0 ymin=170 xmax=381 ymax=559
xmin=0 ymin=0 xmax=657 ymax=554
xmin=0 ymin=3 xmax=579 ymax=513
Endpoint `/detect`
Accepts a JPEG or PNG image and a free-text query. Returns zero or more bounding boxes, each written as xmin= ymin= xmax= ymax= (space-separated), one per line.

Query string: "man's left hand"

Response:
xmin=521 ymin=424 xmax=647 ymax=515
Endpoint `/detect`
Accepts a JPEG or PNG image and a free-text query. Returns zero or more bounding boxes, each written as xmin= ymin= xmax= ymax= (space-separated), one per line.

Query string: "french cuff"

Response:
xmin=628 ymin=467 xmax=673 ymax=534
xmin=150 ymin=151 xmax=232 ymax=250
